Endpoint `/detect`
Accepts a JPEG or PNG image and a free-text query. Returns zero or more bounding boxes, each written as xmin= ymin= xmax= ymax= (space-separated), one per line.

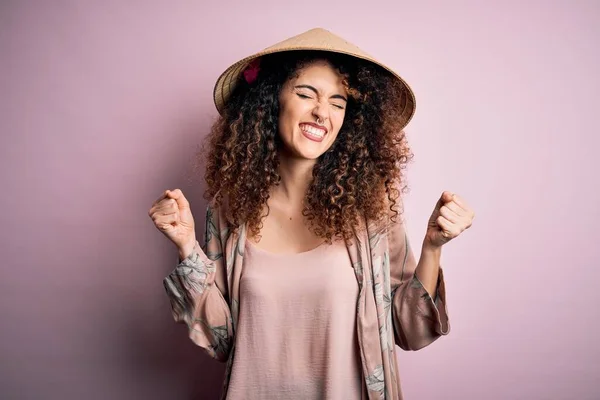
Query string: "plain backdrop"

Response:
xmin=1 ymin=1 xmax=598 ymax=399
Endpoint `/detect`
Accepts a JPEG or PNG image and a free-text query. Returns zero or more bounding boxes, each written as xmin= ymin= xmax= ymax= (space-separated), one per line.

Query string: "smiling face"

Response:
xmin=277 ymin=60 xmax=348 ymax=160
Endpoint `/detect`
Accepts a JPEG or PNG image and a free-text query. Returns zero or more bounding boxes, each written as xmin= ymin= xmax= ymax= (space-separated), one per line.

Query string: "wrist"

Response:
xmin=178 ymin=238 xmax=196 ymax=261
xmin=421 ymin=241 xmax=442 ymax=256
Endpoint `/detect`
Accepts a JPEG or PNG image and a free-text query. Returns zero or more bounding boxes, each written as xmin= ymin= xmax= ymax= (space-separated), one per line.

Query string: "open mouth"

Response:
xmin=300 ymin=123 xmax=328 ymax=142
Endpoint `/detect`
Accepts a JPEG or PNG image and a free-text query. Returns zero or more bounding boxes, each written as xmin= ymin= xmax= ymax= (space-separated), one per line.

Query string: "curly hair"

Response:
xmin=200 ymin=50 xmax=414 ymax=242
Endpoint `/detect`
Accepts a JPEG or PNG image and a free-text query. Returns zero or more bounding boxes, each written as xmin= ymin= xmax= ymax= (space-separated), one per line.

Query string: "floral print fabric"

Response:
xmin=163 ymin=198 xmax=450 ymax=399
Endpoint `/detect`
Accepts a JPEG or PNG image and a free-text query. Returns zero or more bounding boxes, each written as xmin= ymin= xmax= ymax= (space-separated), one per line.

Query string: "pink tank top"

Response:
xmin=225 ymin=238 xmax=365 ymax=399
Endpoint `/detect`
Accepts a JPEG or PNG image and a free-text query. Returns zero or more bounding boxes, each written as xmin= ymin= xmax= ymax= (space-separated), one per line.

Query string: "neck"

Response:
xmin=272 ymin=149 xmax=316 ymax=207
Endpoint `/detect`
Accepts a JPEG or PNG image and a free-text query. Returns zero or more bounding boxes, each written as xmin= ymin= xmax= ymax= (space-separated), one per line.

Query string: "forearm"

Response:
xmin=415 ymin=242 xmax=442 ymax=298
xmin=178 ymin=237 xmax=198 ymax=262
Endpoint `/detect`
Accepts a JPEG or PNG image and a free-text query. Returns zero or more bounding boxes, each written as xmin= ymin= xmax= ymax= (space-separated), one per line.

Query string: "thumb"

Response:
xmin=442 ymin=191 xmax=454 ymax=203
xmin=166 ymin=189 xmax=190 ymax=210
xmin=433 ymin=191 xmax=454 ymax=211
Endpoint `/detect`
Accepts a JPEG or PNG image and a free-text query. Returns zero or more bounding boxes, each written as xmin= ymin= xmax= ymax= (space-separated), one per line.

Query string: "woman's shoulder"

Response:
xmin=205 ymin=190 xmax=235 ymax=229
xmin=366 ymin=197 xmax=407 ymax=236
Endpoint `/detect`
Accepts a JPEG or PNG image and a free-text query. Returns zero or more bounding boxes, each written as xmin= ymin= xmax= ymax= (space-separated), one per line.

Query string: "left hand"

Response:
xmin=424 ymin=191 xmax=475 ymax=248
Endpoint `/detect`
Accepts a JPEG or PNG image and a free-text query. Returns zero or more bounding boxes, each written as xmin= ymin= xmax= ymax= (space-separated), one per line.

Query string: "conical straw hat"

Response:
xmin=213 ymin=27 xmax=416 ymax=129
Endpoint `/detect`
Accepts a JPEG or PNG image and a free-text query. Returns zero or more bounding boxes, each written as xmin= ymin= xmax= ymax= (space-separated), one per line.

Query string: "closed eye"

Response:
xmin=296 ymin=92 xmax=344 ymax=109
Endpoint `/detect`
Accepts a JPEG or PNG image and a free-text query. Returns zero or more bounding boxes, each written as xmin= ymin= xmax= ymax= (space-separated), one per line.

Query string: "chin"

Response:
xmin=296 ymin=142 xmax=332 ymax=160
xmin=284 ymin=147 xmax=320 ymax=160
xmin=279 ymin=140 xmax=327 ymax=160
xmin=299 ymin=152 xmax=323 ymax=160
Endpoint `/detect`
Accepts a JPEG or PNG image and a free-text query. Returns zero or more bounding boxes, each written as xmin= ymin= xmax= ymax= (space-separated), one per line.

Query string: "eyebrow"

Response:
xmin=294 ymin=84 xmax=348 ymax=102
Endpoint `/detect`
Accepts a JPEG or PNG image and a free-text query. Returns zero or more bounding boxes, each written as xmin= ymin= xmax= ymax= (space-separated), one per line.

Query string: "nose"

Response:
xmin=312 ymin=102 xmax=329 ymax=124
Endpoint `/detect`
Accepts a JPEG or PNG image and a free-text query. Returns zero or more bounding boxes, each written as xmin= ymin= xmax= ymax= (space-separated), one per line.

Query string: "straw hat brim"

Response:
xmin=213 ymin=28 xmax=416 ymax=129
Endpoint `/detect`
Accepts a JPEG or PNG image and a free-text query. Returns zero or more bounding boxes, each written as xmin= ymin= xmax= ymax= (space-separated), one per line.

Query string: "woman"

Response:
xmin=149 ymin=28 xmax=474 ymax=400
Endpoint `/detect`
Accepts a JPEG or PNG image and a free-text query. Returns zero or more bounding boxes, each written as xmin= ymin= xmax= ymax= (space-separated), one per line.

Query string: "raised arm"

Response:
xmin=151 ymin=190 xmax=233 ymax=362
xmin=388 ymin=213 xmax=450 ymax=351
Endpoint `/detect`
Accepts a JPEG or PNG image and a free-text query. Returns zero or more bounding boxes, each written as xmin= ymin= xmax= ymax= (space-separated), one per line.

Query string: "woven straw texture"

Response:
xmin=213 ymin=28 xmax=416 ymax=129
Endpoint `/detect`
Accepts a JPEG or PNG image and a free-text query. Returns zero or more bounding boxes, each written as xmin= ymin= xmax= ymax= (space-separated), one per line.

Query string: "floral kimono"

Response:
xmin=163 ymin=198 xmax=450 ymax=399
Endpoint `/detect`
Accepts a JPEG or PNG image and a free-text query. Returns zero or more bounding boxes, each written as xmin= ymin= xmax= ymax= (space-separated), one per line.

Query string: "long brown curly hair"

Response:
xmin=200 ymin=50 xmax=414 ymax=242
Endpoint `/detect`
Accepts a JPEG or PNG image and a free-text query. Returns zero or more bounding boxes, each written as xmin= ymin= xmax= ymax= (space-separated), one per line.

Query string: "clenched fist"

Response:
xmin=148 ymin=189 xmax=196 ymax=258
xmin=425 ymin=191 xmax=474 ymax=248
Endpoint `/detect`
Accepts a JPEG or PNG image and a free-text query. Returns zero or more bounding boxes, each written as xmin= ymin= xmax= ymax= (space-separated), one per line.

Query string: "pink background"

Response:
xmin=1 ymin=1 xmax=598 ymax=399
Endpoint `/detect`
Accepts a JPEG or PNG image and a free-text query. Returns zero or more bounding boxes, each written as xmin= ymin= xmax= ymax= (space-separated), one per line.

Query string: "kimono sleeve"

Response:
xmin=162 ymin=203 xmax=233 ymax=362
xmin=388 ymin=215 xmax=450 ymax=351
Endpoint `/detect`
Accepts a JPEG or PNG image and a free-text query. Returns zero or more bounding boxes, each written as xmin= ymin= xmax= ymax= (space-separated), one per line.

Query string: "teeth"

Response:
xmin=300 ymin=124 xmax=326 ymax=138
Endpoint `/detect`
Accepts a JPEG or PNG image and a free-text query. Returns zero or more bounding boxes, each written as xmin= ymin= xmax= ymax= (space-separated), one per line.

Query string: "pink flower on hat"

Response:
xmin=243 ymin=58 xmax=261 ymax=84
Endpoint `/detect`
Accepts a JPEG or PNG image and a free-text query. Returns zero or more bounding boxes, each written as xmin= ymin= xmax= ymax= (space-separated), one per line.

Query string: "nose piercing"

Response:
xmin=316 ymin=117 xmax=324 ymax=125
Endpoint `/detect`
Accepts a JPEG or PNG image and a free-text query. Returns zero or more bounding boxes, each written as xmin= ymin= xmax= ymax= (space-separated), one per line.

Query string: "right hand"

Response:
xmin=148 ymin=189 xmax=196 ymax=255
